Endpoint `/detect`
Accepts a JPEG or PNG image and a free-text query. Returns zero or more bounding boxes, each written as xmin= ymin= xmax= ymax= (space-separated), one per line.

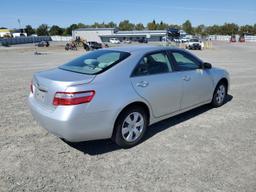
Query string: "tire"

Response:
xmin=211 ymin=82 xmax=227 ymax=107
xmin=112 ymin=106 xmax=148 ymax=148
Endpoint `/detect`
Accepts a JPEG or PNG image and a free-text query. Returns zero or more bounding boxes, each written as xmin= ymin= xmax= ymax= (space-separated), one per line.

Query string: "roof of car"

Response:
xmin=106 ymin=45 xmax=180 ymax=53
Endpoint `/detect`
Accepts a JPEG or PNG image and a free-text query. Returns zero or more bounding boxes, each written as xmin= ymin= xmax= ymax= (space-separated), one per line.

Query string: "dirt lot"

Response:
xmin=0 ymin=42 xmax=256 ymax=192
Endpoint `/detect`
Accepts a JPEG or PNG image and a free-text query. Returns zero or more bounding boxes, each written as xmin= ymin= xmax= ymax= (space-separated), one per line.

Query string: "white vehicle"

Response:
xmin=185 ymin=38 xmax=202 ymax=50
xmin=181 ymin=37 xmax=190 ymax=43
xmin=123 ymin=39 xmax=132 ymax=44
xmin=109 ymin=38 xmax=120 ymax=44
xmin=12 ymin=32 xmax=27 ymax=37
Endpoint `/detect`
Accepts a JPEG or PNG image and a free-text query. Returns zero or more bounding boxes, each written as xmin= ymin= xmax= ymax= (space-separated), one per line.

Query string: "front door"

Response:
xmin=170 ymin=51 xmax=213 ymax=110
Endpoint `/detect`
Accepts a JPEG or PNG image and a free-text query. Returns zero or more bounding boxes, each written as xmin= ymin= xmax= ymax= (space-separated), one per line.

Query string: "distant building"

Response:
xmin=72 ymin=28 xmax=167 ymax=42
xmin=0 ymin=29 xmax=12 ymax=38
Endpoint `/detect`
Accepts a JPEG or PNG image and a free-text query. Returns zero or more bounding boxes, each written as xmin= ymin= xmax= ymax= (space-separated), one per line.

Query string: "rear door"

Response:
xmin=170 ymin=51 xmax=213 ymax=109
xmin=130 ymin=51 xmax=183 ymax=117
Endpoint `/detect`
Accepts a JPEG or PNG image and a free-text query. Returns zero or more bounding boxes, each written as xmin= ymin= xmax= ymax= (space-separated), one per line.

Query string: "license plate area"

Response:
xmin=35 ymin=88 xmax=46 ymax=103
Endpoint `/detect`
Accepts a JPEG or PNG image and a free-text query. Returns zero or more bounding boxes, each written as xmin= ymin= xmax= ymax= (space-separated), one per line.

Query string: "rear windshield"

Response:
xmin=59 ymin=50 xmax=130 ymax=75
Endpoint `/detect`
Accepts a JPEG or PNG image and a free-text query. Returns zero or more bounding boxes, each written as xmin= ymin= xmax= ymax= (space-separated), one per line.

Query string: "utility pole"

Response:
xmin=17 ymin=19 xmax=21 ymax=29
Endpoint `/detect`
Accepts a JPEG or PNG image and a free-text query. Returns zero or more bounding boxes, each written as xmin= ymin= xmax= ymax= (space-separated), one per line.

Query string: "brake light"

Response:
xmin=30 ymin=81 xmax=34 ymax=93
xmin=53 ymin=91 xmax=95 ymax=106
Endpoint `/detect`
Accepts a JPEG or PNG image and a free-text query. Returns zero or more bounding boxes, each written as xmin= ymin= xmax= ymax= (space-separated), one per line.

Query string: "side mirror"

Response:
xmin=201 ymin=62 xmax=212 ymax=69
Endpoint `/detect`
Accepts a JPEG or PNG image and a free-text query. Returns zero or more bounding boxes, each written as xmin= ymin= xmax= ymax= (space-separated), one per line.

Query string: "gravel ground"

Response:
xmin=0 ymin=41 xmax=255 ymax=192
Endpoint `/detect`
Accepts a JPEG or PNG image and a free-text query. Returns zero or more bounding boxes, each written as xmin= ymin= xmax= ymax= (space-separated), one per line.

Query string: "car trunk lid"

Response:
xmin=32 ymin=68 xmax=95 ymax=110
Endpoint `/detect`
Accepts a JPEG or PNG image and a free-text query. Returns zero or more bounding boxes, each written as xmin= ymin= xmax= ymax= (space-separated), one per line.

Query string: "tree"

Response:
xmin=182 ymin=20 xmax=193 ymax=34
xmin=194 ymin=24 xmax=207 ymax=36
xmin=63 ymin=24 xmax=78 ymax=35
xmin=91 ymin=22 xmax=104 ymax=28
xmin=77 ymin=23 xmax=87 ymax=28
xmin=135 ymin=23 xmax=144 ymax=30
xmin=205 ymin=25 xmax=221 ymax=35
xmin=147 ymin=20 xmax=157 ymax=30
xmin=157 ymin=21 xmax=169 ymax=30
xmin=239 ymin=25 xmax=254 ymax=35
xmin=36 ymin=24 xmax=49 ymax=36
xmin=106 ymin=21 xmax=117 ymax=28
xmin=49 ymin=25 xmax=64 ymax=36
xmin=118 ymin=20 xmax=134 ymax=31
xmin=25 ymin=25 xmax=35 ymax=36
xmin=221 ymin=23 xmax=239 ymax=35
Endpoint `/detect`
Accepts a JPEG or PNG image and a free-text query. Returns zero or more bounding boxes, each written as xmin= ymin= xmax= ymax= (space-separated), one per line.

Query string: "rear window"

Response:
xmin=59 ymin=50 xmax=130 ymax=75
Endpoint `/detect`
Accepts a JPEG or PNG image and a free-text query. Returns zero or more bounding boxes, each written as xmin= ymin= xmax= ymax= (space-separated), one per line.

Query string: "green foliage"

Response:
xmin=49 ymin=25 xmax=64 ymax=36
xmin=239 ymin=25 xmax=255 ymax=35
xmin=182 ymin=20 xmax=193 ymax=34
xmin=119 ymin=20 xmax=134 ymax=31
xmin=25 ymin=25 xmax=35 ymax=36
xmin=135 ymin=23 xmax=145 ymax=30
xmin=1 ymin=42 xmax=10 ymax=47
xmin=157 ymin=21 xmax=169 ymax=30
xmin=106 ymin=22 xmax=117 ymax=28
xmin=36 ymin=24 xmax=49 ymax=36
xmin=222 ymin=23 xmax=239 ymax=35
xmin=147 ymin=20 xmax=157 ymax=30
xmin=27 ymin=21 xmax=256 ymax=37
xmin=63 ymin=24 xmax=79 ymax=35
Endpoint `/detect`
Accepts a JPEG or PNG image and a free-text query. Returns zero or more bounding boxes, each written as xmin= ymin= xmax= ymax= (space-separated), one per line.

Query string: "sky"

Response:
xmin=1 ymin=0 xmax=256 ymax=28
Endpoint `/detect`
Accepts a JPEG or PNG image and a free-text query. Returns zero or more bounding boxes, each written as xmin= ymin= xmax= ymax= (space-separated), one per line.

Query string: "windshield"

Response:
xmin=59 ymin=50 xmax=130 ymax=75
xmin=190 ymin=39 xmax=199 ymax=42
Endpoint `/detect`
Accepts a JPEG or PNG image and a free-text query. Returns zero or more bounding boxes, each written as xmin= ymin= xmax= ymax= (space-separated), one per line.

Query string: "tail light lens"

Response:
xmin=30 ymin=80 xmax=34 ymax=93
xmin=53 ymin=91 xmax=95 ymax=106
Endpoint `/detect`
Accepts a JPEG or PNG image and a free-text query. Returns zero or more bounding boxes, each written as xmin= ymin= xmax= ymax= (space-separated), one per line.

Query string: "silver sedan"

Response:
xmin=28 ymin=46 xmax=230 ymax=148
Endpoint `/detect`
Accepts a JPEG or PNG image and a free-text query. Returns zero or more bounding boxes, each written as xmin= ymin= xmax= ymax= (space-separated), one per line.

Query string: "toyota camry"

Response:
xmin=28 ymin=46 xmax=229 ymax=148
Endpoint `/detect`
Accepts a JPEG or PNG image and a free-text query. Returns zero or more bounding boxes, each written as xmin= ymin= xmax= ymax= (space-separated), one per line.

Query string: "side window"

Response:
xmin=133 ymin=52 xmax=172 ymax=76
xmin=172 ymin=52 xmax=200 ymax=71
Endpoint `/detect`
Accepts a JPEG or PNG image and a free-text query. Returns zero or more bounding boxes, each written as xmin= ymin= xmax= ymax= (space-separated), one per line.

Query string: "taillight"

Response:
xmin=30 ymin=80 xmax=34 ymax=93
xmin=53 ymin=91 xmax=95 ymax=106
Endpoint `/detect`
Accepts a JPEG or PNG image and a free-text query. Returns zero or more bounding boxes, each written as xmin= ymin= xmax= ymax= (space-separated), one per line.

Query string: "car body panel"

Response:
xmin=178 ymin=69 xmax=214 ymax=109
xmin=130 ymin=73 xmax=183 ymax=117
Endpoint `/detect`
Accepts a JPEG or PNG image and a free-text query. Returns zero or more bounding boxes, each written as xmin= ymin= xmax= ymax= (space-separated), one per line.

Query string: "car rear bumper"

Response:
xmin=28 ymin=94 xmax=115 ymax=142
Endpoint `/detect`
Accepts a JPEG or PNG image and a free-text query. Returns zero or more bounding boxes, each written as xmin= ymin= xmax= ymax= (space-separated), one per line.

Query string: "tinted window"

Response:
xmin=133 ymin=52 xmax=172 ymax=76
xmin=59 ymin=50 xmax=130 ymax=75
xmin=172 ymin=52 xmax=200 ymax=71
xmin=190 ymin=39 xmax=199 ymax=42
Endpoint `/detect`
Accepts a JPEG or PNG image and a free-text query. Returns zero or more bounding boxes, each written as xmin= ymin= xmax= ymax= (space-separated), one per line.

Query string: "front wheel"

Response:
xmin=211 ymin=82 xmax=227 ymax=107
xmin=113 ymin=106 xmax=148 ymax=148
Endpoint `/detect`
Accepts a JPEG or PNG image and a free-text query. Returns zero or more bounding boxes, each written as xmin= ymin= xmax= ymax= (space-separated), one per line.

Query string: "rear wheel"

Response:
xmin=211 ymin=82 xmax=227 ymax=107
xmin=113 ymin=106 xmax=148 ymax=148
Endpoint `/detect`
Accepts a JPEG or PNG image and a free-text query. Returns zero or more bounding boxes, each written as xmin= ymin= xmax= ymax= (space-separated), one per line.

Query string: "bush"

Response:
xmin=1 ymin=42 xmax=10 ymax=47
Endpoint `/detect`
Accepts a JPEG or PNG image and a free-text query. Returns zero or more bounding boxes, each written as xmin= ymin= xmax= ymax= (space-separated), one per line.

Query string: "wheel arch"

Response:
xmin=217 ymin=77 xmax=229 ymax=92
xmin=112 ymin=101 xmax=151 ymax=138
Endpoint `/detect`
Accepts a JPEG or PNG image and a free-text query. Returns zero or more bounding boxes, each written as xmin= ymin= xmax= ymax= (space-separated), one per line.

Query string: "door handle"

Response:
xmin=182 ymin=75 xmax=191 ymax=81
xmin=136 ymin=81 xmax=149 ymax=87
